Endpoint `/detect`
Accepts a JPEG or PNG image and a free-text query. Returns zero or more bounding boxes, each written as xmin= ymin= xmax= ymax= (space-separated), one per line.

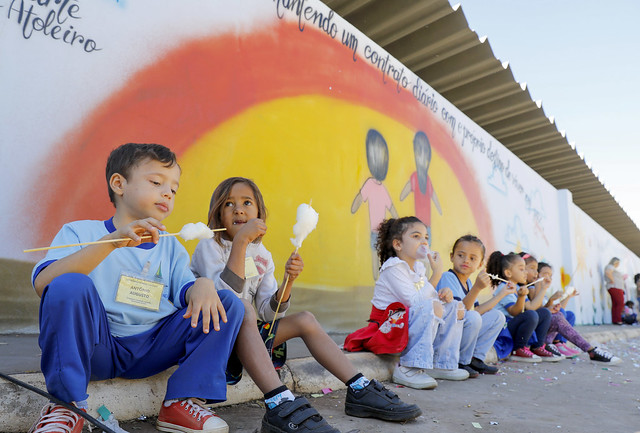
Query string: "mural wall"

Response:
xmin=1 ymin=0 xmax=637 ymax=326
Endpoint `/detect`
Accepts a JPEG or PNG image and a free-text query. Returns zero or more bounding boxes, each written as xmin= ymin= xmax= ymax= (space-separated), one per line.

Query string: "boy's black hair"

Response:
xmin=375 ymin=216 xmax=425 ymax=267
xmin=451 ymin=234 xmax=486 ymax=260
xmin=105 ymin=143 xmax=178 ymax=205
xmin=365 ymin=129 xmax=389 ymax=181
xmin=486 ymin=251 xmax=522 ymax=287
xmin=626 ymin=300 xmax=635 ymax=307
xmin=635 ymin=273 xmax=640 ymax=285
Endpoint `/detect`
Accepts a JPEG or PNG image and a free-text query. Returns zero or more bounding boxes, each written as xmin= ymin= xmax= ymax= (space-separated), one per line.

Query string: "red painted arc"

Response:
xmin=33 ymin=20 xmax=494 ymax=252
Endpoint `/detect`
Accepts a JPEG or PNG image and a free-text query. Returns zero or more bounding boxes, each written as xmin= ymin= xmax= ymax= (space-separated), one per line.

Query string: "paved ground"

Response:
xmin=114 ymin=337 xmax=640 ymax=433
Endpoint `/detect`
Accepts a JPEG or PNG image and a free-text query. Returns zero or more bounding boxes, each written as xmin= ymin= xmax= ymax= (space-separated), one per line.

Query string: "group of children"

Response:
xmin=29 ymin=144 xmax=424 ymax=433
xmin=27 ymin=142 xmax=623 ymax=433
xmin=344 ymin=217 xmax=622 ymax=390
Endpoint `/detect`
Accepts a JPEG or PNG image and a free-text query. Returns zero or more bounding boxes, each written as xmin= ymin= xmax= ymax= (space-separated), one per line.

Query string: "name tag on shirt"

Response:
xmin=115 ymin=272 xmax=164 ymax=311
xmin=245 ymin=256 xmax=259 ymax=279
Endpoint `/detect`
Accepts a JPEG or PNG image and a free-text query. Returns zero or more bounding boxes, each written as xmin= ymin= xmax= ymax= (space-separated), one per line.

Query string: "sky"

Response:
xmin=456 ymin=0 xmax=640 ymax=226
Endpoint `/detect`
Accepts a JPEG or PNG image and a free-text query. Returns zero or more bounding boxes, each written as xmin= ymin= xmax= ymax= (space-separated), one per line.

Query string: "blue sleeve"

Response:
xmin=31 ymin=223 xmax=85 ymax=288
xmin=495 ymin=283 xmax=517 ymax=317
xmin=436 ymin=272 xmax=465 ymax=301
xmin=169 ymin=240 xmax=196 ymax=309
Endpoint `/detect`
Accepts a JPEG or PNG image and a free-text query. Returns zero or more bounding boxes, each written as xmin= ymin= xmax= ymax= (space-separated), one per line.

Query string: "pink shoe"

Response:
xmin=556 ymin=342 xmax=580 ymax=358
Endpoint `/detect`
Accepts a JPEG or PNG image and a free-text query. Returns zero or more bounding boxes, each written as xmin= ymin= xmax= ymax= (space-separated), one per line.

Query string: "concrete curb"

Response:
xmin=2 ymin=327 xmax=639 ymax=432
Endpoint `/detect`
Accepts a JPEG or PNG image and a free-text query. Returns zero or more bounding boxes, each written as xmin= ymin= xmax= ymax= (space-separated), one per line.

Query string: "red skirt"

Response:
xmin=343 ymin=302 xmax=409 ymax=354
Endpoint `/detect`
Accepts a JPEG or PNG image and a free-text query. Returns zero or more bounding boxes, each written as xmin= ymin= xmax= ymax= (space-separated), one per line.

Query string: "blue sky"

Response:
xmin=457 ymin=0 xmax=640 ymax=226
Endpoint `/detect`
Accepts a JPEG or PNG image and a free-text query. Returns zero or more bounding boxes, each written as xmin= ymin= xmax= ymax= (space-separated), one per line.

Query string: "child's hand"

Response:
xmin=501 ymin=282 xmax=517 ymax=297
xmin=285 ymin=252 xmax=304 ymax=282
xmin=236 ymin=218 xmax=267 ymax=244
xmin=427 ymin=251 xmax=443 ymax=275
xmin=438 ymin=287 xmax=454 ymax=303
xmin=550 ymin=303 xmax=562 ymax=314
xmin=473 ymin=269 xmax=492 ymax=291
xmin=517 ymin=286 xmax=529 ymax=297
xmin=184 ymin=278 xmax=227 ymax=333
xmin=106 ymin=217 xmax=165 ymax=248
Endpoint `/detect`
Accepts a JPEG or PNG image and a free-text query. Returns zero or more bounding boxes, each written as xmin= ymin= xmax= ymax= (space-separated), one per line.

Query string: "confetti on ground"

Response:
xmin=310 ymin=393 xmax=324 ymax=398
xmin=490 ymin=422 xmax=499 ymax=425
xmin=472 ymin=422 xmax=482 ymax=428
xmin=321 ymin=388 xmax=332 ymax=394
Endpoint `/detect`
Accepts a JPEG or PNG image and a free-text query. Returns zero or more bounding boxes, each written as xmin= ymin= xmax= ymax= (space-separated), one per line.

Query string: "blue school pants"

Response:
xmin=38 ymin=273 xmax=243 ymax=404
xmin=506 ymin=308 xmax=551 ymax=350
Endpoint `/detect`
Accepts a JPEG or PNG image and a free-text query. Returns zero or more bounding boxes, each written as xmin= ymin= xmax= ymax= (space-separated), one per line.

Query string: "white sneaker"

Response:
xmin=424 ymin=368 xmax=470 ymax=381
xmin=392 ymin=365 xmax=438 ymax=389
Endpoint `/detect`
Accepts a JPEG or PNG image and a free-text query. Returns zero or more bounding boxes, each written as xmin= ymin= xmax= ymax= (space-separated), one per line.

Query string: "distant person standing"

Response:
xmin=604 ymin=257 xmax=625 ymax=325
xmin=635 ymin=274 xmax=640 ymax=313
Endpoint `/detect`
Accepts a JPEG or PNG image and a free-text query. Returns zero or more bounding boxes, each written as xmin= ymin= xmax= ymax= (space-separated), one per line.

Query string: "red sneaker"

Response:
xmin=510 ymin=347 xmax=542 ymax=363
xmin=157 ymin=398 xmax=228 ymax=433
xmin=29 ymin=403 xmax=85 ymax=433
xmin=531 ymin=346 xmax=562 ymax=362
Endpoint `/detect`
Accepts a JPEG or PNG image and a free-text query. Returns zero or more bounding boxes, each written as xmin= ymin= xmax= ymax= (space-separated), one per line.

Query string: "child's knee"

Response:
xmin=465 ymin=310 xmax=482 ymax=328
xmin=236 ymin=297 xmax=256 ymax=323
xmin=489 ymin=309 xmax=506 ymax=328
xmin=433 ymin=301 xmax=443 ymax=319
xmin=293 ymin=311 xmax=320 ymax=333
xmin=217 ymin=289 xmax=245 ymax=318
xmin=537 ymin=307 xmax=551 ymax=322
xmin=44 ymin=273 xmax=94 ymax=305
xmin=522 ymin=309 xmax=538 ymax=325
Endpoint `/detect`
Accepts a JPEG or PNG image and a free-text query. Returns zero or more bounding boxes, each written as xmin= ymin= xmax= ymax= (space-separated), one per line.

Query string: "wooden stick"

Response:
xmin=524 ymin=277 xmax=544 ymax=288
xmin=23 ymin=228 xmax=226 ymax=253
xmin=269 ymin=247 xmax=299 ymax=339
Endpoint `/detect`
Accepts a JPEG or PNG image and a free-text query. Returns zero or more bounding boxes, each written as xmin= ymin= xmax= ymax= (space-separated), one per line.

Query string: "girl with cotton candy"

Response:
xmin=345 ymin=216 xmax=469 ymax=389
xmin=190 ymin=177 xmax=421 ymax=425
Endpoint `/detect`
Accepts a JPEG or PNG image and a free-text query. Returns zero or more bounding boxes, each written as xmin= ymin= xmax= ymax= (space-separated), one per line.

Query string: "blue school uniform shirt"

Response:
xmin=436 ymin=269 xmax=480 ymax=308
xmin=31 ymin=218 xmax=195 ymax=337
xmin=495 ymin=282 xmax=526 ymax=318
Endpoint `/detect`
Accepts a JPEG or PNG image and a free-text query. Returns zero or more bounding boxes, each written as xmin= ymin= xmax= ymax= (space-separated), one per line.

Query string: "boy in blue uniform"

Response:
xmin=30 ymin=143 xmax=241 ymax=433
xmin=29 ymin=143 xmax=339 ymax=433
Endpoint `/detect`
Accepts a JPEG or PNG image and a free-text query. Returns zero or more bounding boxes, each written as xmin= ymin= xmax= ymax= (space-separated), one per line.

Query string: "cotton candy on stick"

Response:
xmin=290 ymin=203 xmax=319 ymax=249
xmin=23 ymin=222 xmax=225 ymax=252
xmin=552 ymin=286 xmax=576 ymax=306
xmin=270 ymin=203 xmax=319 ymax=335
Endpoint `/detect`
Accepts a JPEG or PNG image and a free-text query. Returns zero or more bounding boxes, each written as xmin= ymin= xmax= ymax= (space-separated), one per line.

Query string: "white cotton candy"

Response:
xmin=290 ymin=203 xmax=319 ymax=248
xmin=179 ymin=222 xmax=213 ymax=241
xmin=553 ymin=286 xmax=576 ymax=305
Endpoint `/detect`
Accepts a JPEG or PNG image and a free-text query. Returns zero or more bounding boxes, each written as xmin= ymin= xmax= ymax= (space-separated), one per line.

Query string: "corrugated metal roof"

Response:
xmin=323 ymin=0 xmax=640 ymax=255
